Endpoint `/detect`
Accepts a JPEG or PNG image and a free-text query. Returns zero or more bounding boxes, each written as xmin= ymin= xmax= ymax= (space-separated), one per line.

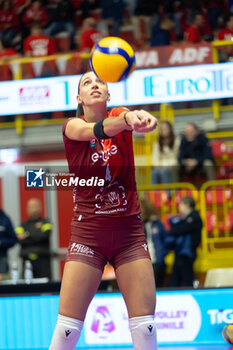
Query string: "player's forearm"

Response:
xmin=103 ymin=112 xmax=131 ymax=137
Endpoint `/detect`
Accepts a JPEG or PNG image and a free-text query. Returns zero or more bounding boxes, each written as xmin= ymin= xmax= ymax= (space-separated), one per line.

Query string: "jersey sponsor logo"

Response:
xmin=70 ymin=243 xmax=94 ymax=257
xmin=142 ymin=243 xmax=148 ymax=251
xmin=91 ymin=145 xmax=118 ymax=163
xmin=90 ymin=139 xmax=96 ymax=148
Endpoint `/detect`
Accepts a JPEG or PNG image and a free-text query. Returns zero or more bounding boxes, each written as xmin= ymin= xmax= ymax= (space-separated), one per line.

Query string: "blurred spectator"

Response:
xmin=151 ymin=121 xmax=180 ymax=185
xmin=180 ymin=7 xmax=193 ymax=37
xmin=173 ymin=0 xmax=185 ymax=40
xmin=199 ymin=4 xmax=213 ymax=41
xmin=81 ymin=0 xmax=100 ymax=20
xmin=0 ymin=208 xmax=18 ymax=280
xmin=13 ymin=0 xmax=31 ymax=16
xmin=217 ymin=12 xmax=233 ymax=40
xmin=206 ymin=0 xmax=224 ymax=30
xmin=0 ymin=0 xmax=19 ymax=45
xmin=71 ymin=0 xmax=82 ymax=10
xmin=80 ymin=17 xmax=104 ymax=52
xmin=24 ymin=24 xmax=56 ymax=57
xmin=101 ymin=0 xmax=124 ymax=36
xmin=178 ymin=123 xmax=215 ymax=181
xmin=45 ymin=0 xmax=75 ymax=49
xmin=184 ymin=12 xmax=204 ymax=43
xmin=23 ymin=24 xmax=56 ymax=118
xmin=140 ymin=198 xmax=168 ymax=288
xmin=0 ymin=39 xmax=20 ymax=60
xmin=132 ymin=0 xmax=157 ymax=44
xmin=166 ymin=196 xmax=202 ymax=287
xmin=151 ymin=17 xmax=175 ymax=47
xmin=216 ymin=12 xmax=233 ymax=61
xmin=22 ymin=0 xmax=48 ymax=31
xmin=16 ymin=198 xmax=52 ymax=279
xmin=73 ymin=30 xmax=81 ymax=51
xmin=124 ymin=0 xmax=137 ymax=16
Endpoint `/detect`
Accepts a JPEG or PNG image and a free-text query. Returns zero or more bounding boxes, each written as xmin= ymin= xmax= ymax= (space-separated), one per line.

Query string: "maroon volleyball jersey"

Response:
xmin=62 ymin=107 xmax=141 ymax=217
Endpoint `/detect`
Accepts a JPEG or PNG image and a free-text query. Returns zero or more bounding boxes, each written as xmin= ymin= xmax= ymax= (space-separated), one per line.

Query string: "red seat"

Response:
xmin=175 ymin=189 xmax=196 ymax=205
xmin=216 ymin=161 xmax=233 ymax=179
xmin=227 ymin=144 xmax=233 ymax=157
xmin=226 ymin=210 xmax=233 ymax=231
xmin=211 ymin=140 xmax=227 ymax=158
xmin=205 ymin=211 xmax=217 ymax=233
xmin=145 ymin=190 xmax=170 ymax=209
xmin=205 ymin=188 xmax=231 ymax=205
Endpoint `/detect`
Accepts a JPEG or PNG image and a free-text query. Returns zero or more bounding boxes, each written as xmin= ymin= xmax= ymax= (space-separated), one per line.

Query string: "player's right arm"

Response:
xmin=65 ymin=111 xmax=157 ymax=141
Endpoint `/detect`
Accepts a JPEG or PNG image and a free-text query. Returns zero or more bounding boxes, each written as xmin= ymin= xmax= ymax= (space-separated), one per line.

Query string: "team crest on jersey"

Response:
xmin=90 ymin=139 xmax=96 ymax=148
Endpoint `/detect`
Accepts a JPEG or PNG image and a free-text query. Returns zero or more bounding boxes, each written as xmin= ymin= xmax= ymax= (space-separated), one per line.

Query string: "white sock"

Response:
xmin=49 ymin=314 xmax=83 ymax=350
xmin=129 ymin=315 xmax=158 ymax=350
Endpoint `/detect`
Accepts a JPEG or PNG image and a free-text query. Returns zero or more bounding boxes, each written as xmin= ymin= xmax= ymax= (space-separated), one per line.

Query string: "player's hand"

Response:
xmin=125 ymin=110 xmax=158 ymax=133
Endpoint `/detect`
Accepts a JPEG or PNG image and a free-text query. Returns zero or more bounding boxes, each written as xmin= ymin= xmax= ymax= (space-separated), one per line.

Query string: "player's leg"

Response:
xmin=49 ymin=261 xmax=103 ymax=350
xmin=115 ymin=258 xmax=158 ymax=350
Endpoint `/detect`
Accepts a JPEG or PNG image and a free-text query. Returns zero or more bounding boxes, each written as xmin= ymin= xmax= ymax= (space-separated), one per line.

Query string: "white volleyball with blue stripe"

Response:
xmin=90 ymin=36 xmax=135 ymax=83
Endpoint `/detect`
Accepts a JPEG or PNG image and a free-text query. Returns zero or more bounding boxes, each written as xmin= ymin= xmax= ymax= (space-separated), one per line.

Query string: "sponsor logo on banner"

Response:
xmin=19 ymin=86 xmax=50 ymax=105
xmin=91 ymin=306 xmax=115 ymax=334
xmin=135 ymin=44 xmax=212 ymax=68
xmin=155 ymin=294 xmax=201 ymax=342
xmin=84 ymin=297 xmax=131 ymax=344
xmin=143 ymin=67 xmax=233 ymax=99
xmin=207 ymin=309 xmax=233 ymax=324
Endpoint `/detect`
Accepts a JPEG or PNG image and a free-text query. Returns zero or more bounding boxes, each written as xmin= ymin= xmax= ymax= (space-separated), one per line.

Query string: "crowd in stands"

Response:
xmin=0 ymin=0 xmax=233 ymax=60
xmin=151 ymin=121 xmax=215 ymax=185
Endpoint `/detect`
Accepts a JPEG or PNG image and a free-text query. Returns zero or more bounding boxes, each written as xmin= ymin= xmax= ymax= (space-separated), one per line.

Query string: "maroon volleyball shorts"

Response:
xmin=66 ymin=214 xmax=151 ymax=271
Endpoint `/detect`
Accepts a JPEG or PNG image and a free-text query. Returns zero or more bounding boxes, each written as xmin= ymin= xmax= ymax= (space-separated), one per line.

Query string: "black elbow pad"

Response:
xmin=93 ymin=119 xmax=112 ymax=139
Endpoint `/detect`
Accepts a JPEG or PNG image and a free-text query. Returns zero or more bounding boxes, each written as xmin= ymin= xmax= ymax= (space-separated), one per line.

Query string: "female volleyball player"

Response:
xmin=49 ymin=71 xmax=158 ymax=350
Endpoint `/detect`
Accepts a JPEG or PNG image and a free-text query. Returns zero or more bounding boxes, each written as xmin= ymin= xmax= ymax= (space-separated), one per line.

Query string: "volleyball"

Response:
xmin=222 ymin=324 xmax=233 ymax=344
xmin=90 ymin=36 xmax=135 ymax=83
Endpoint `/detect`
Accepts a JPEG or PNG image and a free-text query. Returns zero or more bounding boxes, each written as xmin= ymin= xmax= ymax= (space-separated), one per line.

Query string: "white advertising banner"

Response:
xmin=83 ymin=293 xmax=202 ymax=345
xmin=1 ymin=62 xmax=233 ymax=116
xmin=84 ymin=295 xmax=131 ymax=344
xmin=0 ymin=288 xmax=232 ymax=348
